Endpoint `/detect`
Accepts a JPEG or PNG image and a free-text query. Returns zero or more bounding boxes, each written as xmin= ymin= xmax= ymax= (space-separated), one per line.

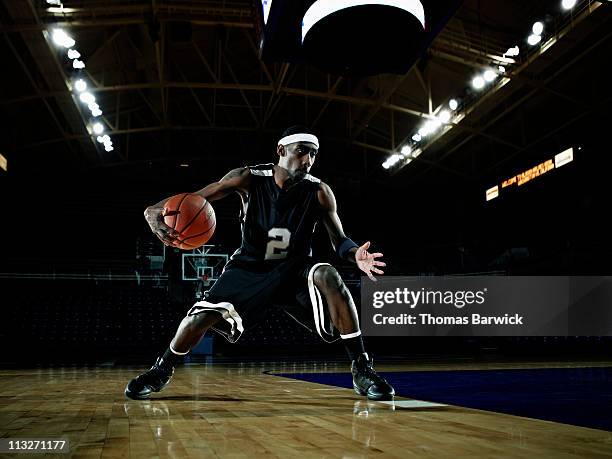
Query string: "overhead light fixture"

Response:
xmin=74 ymin=79 xmax=87 ymax=92
xmin=47 ymin=7 xmax=78 ymax=13
xmin=438 ymin=110 xmax=451 ymax=123
xmin=419 ymin=119 xmax=440 ymax=137
xmin=88 ymin=103 xmax=103 ymax=117
xmin=562 ymin=0 xmax=577 ymax=9
xmin=67 ymin=49 xmax=81 ymax=59
xmin=51 ymin=29 xmax=76 ymax=48
xmin=412 ymin=133 xmax=422 ymax=142
xmin=72 ymin=59 xmax=85 ymax=69
xmin=532 ymin=21 xmax=544 ymax=35
xmin=472 ymin=75 xmax=485 ymax=89
xmin=382 ymin=162 xmax=391 ymax=170
xmin=483 ymin=69 xmax=497 ymax=82
xmin=449 ymin=99 xmax=458 ymax=111
xmin=504 ymin=46 xmax=520 ymax=57
xmin=79 ymin=92 xmax=95 ymax=104
xmin=527 ymin=34 xmax=542 ymax=45
xmin=92 ymin=123 xmax=104 ymax=135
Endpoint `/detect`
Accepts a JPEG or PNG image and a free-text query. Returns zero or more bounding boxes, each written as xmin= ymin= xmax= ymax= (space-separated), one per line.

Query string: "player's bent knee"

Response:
xmin=186 ymin=310 xmax=222 ymax=331
xmin=313 ymin=265 xmax=342 ymax=290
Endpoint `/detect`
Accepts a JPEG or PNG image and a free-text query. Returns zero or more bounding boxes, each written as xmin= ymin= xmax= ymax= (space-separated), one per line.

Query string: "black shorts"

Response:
xmin=186 ymin=257 xmax=342 ymax=343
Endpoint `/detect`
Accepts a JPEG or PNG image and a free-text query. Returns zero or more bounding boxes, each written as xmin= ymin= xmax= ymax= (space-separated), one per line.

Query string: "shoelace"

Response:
xmin=143 ymin=365 xmax=171 ymax=386
xmin=360 ymin=361 xmax=388 ymax=384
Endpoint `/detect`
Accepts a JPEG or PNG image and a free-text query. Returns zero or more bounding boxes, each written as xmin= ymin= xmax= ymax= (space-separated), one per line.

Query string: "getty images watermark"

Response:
xmin=361 ymin=276 xmax=612 ymax=336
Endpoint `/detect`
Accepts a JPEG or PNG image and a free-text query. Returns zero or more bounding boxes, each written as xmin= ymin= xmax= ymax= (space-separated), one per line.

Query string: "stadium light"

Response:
xmin=412 ymin=133 xmax=422 ymax=142
xmin=527 ymin=34 xmax=542 ymax=46
xmin=92 ymin=122 xmax=104 ymax=135
xmin=438 ymin=110 xmax=451 ymax=123
xmin=562 ymin=0 xmax=577 ymax=9
xmin=532 ymin=21 xmax=544 ymax=35
xmin=51 ymin=29 xmax=75 ymax=48
xmin=449 ymin=99 xmax=458 ymax=111
xmin=79 ymin=92 xmax=95 ymax=104
xmin=401 ymin=145 xmax=412 ymax=156
xmin=72 ymin=59 xmax=85 ymax=69
xmin=74 ymin=79 xmax=87 ymax=92
xmin=504 ymin=46 xmax=520 ymax=57
xmin=472 ymin=75 xmax=485 ymax=89
xmin=67 ymin=49 xmax=81 ymax=59
xmin=483 ymin=69 xmax=497 ymax=82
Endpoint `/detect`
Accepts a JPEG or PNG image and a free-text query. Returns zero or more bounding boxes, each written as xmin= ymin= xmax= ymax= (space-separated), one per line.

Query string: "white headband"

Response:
xmin=278 ymin=133 xmax=319 ymax=149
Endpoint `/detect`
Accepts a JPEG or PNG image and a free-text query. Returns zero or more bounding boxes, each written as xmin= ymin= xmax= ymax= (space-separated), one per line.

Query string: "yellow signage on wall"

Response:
xmin=486 ymin=148 xmax=574 ymax=201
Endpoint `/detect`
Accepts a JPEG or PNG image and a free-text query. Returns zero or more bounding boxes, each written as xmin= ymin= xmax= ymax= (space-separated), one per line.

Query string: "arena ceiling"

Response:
xmin=0 ymin=0 xmax=610 ymax=188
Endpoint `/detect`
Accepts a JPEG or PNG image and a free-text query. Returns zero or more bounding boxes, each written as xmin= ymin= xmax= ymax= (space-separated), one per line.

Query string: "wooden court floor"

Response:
xmin=1 ymin=360 xmax=611 ymax=458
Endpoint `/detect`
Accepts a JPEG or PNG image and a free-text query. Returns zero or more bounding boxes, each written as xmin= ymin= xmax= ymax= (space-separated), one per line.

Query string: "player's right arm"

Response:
xmin=144 ymin=167 xmax=251 ymax=246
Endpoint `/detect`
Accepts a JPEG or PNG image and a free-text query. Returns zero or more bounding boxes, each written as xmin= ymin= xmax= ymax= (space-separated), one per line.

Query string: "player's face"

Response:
xmin=285 ymin=142 xmax=318 ymax=174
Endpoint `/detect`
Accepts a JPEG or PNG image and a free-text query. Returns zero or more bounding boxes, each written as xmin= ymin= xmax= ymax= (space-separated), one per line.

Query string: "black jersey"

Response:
xmin=230 ymin=163 xmax=324 ymax=265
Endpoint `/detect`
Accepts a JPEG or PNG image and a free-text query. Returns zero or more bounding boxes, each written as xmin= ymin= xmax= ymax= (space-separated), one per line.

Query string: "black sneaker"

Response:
xmin=351 ymin=353 xmax=395 ymax=401
xmin=125 ymin=357 xmax=174 ymax=400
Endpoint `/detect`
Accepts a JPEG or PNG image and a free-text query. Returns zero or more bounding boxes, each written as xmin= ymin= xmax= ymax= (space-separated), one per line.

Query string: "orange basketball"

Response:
xmin=163 ymin=193 xmax=216 ymax=250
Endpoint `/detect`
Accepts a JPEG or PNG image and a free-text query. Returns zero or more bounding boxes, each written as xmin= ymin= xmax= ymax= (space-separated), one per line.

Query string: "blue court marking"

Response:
xmin=273 ymin=366 xmax=612 ymax=431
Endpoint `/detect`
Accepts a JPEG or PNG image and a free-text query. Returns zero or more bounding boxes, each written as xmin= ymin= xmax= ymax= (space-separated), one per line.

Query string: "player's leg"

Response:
xmin=312 ymin=264 xmax=395 ymax=401
xmin=124 ymin=310 xmax=222 ymax=400
xmin=170 ymin=310 xmax=223 ymax=352
xmin=312 ymin=264 xmax=359 ymax=335
xmin=125 ymin=262 xmax=273 ymax=400
xmin=125 ymin=265 xmax=244 ymax=400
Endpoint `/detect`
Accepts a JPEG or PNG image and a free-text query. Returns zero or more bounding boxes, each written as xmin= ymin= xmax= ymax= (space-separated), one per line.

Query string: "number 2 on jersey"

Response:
xmin=265 ymin=228 xmax=291 ymax=260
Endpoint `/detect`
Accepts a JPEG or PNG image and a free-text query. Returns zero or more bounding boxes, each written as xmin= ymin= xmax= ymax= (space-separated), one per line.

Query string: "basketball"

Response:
xmin=163 ymin=193 xmax=216 ymax=250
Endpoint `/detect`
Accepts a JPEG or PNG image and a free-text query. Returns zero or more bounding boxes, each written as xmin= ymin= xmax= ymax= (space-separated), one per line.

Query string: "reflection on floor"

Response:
xmin=275 ymin=366 xmax=612 ymax=431
xmin=1 ymin=360 xmax=611 ymax=457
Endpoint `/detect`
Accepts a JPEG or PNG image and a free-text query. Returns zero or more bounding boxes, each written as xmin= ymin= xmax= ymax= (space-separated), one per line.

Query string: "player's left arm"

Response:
xmin=317 ymin=182 xmax=385 ymax=281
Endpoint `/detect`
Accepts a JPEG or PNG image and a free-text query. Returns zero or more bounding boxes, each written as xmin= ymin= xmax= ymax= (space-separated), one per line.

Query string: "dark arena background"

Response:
xmin=1 ymin=0 xmax=612 ymax=457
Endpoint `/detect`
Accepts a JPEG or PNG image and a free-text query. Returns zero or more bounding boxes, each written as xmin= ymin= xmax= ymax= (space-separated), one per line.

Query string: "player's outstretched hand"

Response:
xmin=355 ymin=241 xmax=386 ymax=282
xmin=144 ymin=206 xmax=180 ymax=247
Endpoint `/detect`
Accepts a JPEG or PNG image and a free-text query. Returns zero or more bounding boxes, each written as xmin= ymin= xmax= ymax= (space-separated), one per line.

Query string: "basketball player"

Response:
xmin=125 ymin=126 xmax=394 ymax=401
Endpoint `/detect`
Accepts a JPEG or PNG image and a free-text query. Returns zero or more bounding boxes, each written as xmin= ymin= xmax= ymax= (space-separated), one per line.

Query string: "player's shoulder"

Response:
xmin=316 ymin=180 xmax=332 ymax=193
xmin=248 ymin=163 xmax=274 ymax=176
